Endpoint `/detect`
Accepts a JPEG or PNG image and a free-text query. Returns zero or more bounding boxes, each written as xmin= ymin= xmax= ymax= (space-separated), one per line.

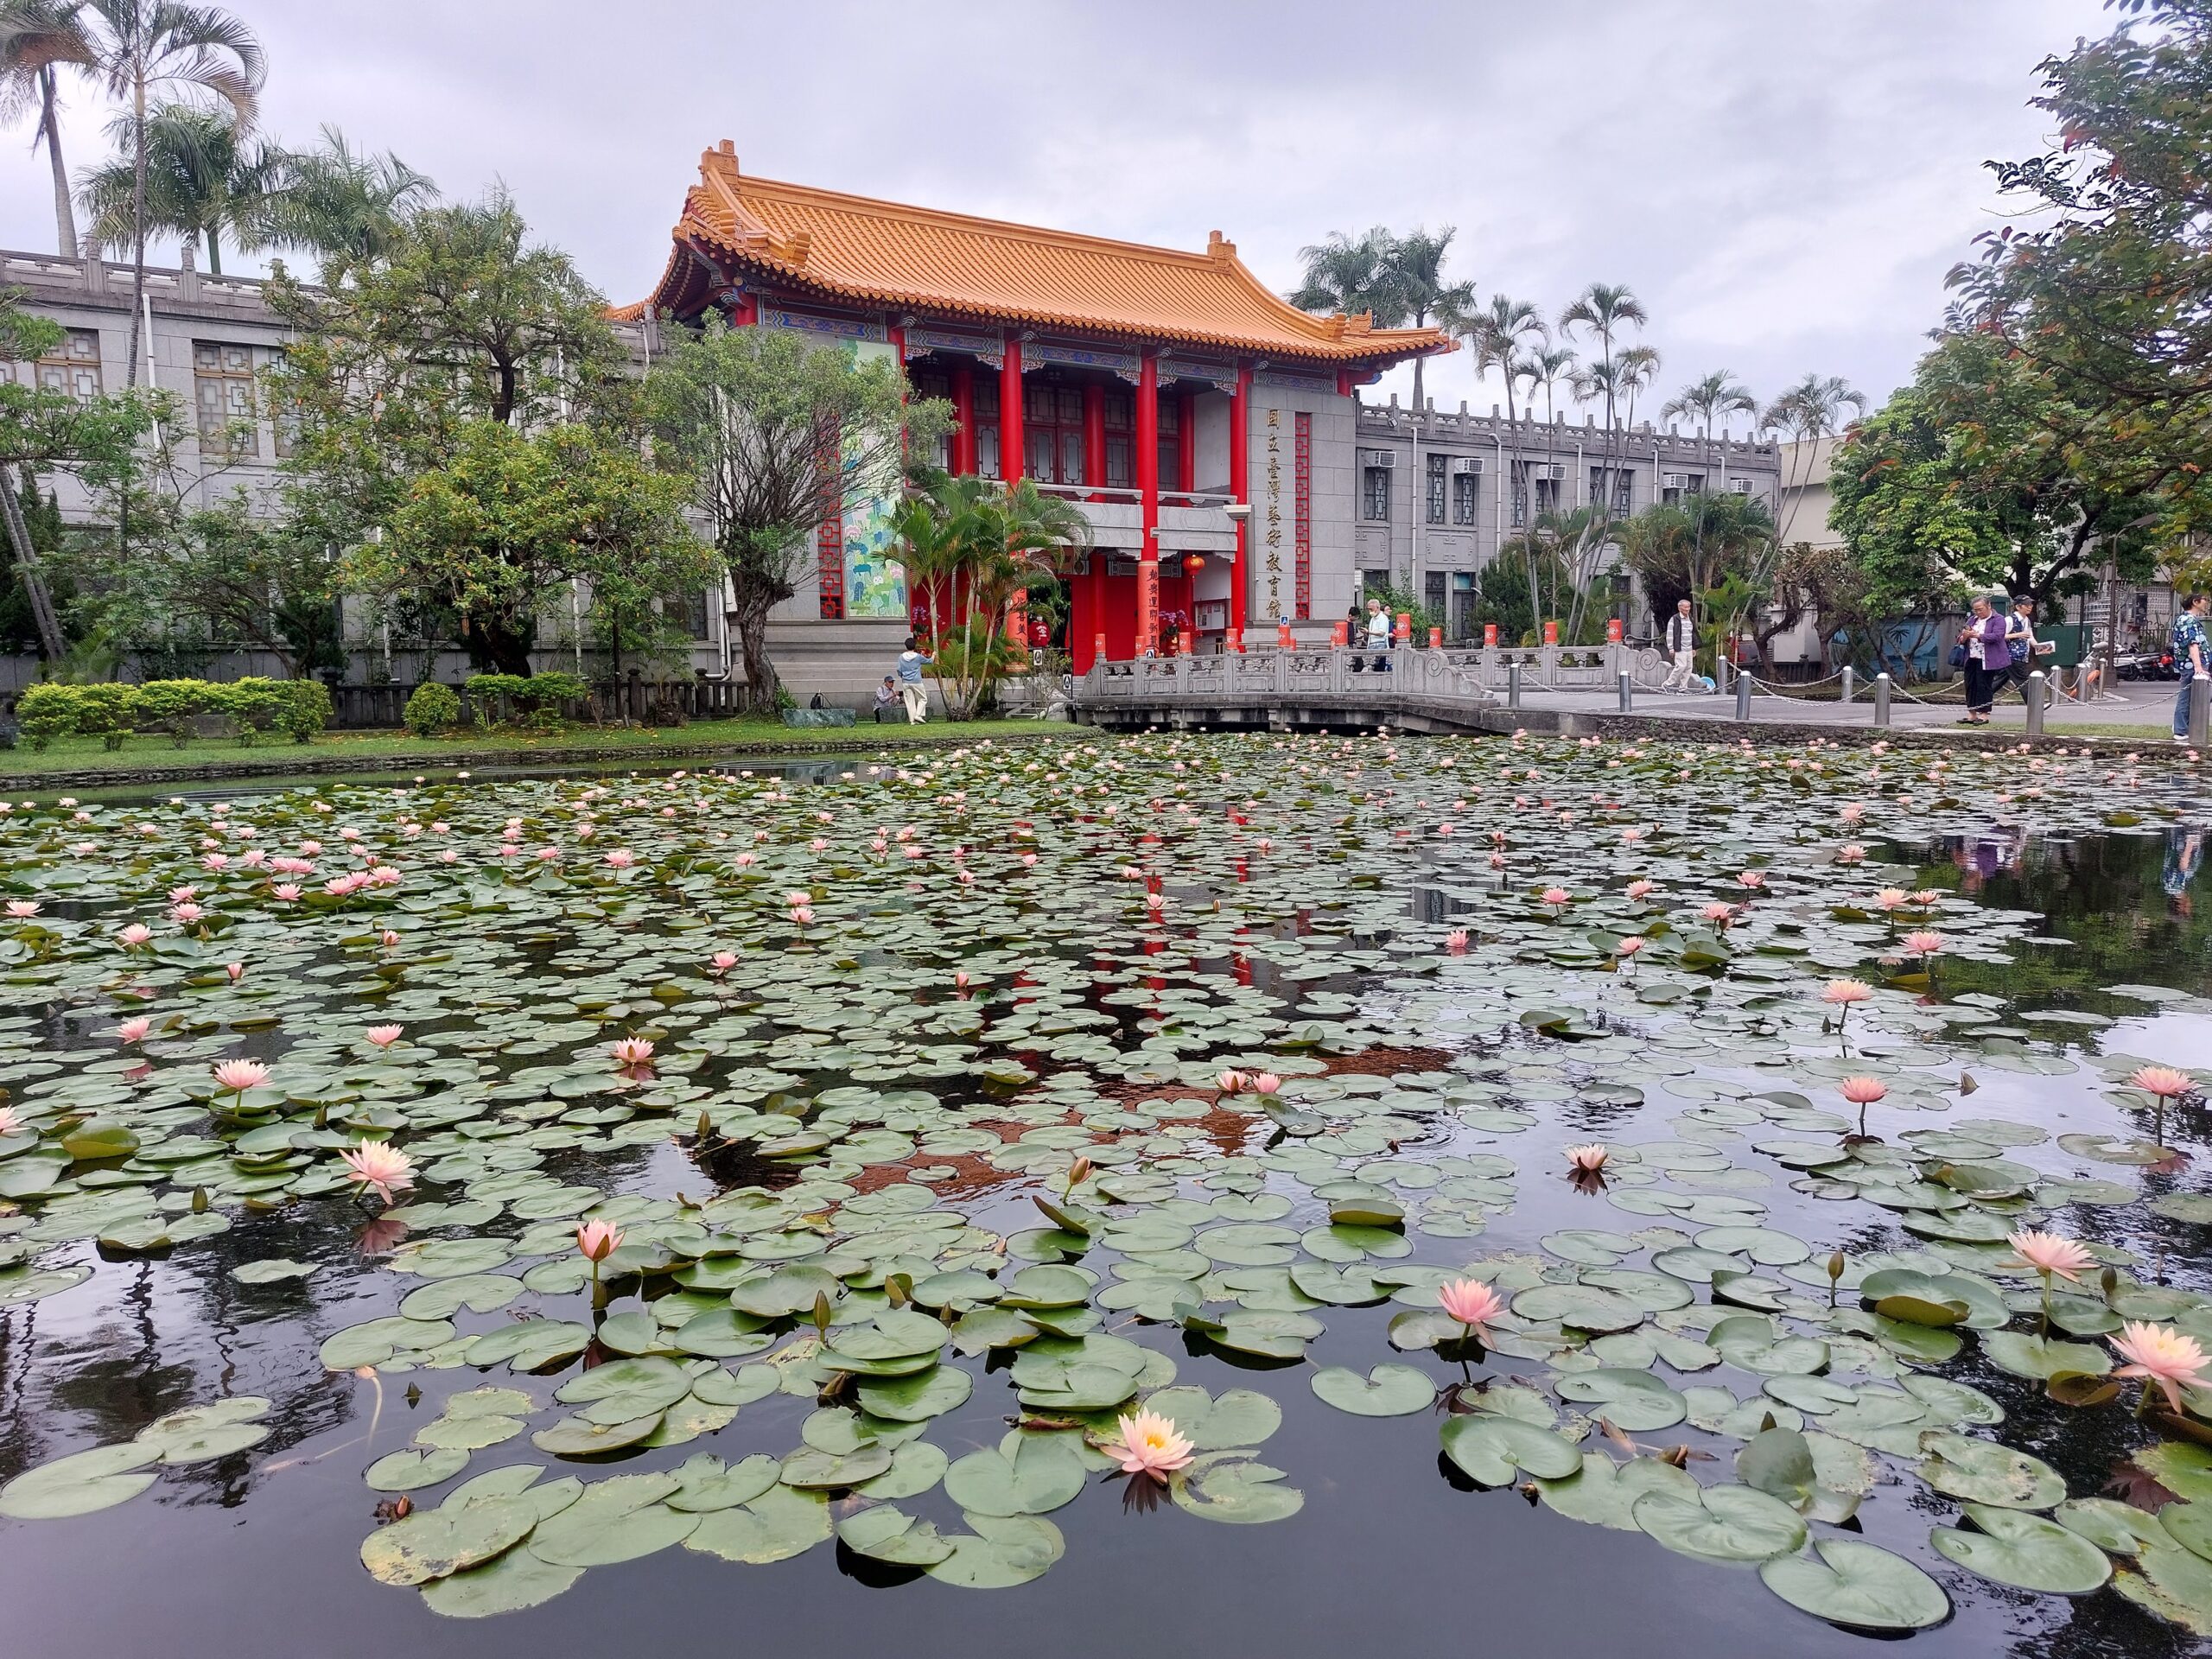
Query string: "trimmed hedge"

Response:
xmin=12 ymin=677 xmax=334 ymax=751
xmin=403 ymin=681 xmax=461 ymax=737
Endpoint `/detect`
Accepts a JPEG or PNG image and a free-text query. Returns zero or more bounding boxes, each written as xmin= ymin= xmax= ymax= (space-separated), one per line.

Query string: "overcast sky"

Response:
xmin=0 ymin=0 xmax=2116 ymax=422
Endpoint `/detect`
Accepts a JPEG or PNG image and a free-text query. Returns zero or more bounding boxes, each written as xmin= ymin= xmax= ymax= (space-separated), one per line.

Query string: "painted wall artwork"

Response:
xmin=841 ymin=340 xmax=912 ymax=620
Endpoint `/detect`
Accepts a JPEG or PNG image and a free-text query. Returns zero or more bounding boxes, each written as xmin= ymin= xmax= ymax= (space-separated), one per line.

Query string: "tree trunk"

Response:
xmin=734 ymin=599 xmax=777 ymax=714
xmin=0 ymin=465 xmax=67 ymax=662
xmin=40 ymin=71 xmax=73 ymax=257
xmin=469 ymin=613 xmax=535 ymax=677
xmin=206 ymin=229 xmax=221 ymax=276
xmin=124 ymin=84 xmax=147 ymax=388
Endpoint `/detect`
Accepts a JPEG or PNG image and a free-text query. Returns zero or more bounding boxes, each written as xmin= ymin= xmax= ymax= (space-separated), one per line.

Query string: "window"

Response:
xmin=1423 ymin=571 xmax=1446 ymax=621
xmin=194 ymin=340 xmax=257 ymax=455
xmin=1425 ymin=454 xmax=1446 ymax=524
xmin=1363 ymin=467 xmax=1391 ymax=521
xmin=1450 ymin=571 xmax=1477 ymax=641
xmin=1452 ymin=469 xmax=1478 ymax=526
xmin=35 ymin=328 xmax=101 ymax=399
xmin=1661 ymin=472 xmax=1705 ymax=507
xmin=1156 ymin=393 xmax=1182 ymax=493
xmin=1590 ymin=467 xmax=1634 ymax=518
xmin=1510 ymin=464 xmax=1529 ymax=528
xmin=1535 ymin=475 xmax=1560 ymax=517
xmin=1104 ymin=388 xmax=1133 ymax=489
xmin=974 ymin=378 xmax=1001 ymax=479
xmin=1026 ymin=382 xmax=1086 ymax=486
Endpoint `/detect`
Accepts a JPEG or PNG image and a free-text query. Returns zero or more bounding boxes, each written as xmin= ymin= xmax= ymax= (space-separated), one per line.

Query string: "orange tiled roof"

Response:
xmin=627 ymin=143 xmax=1453 ymax=366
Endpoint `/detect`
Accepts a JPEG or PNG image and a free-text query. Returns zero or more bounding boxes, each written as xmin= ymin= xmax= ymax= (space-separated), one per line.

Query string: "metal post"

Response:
xmin=1840 ymin=666 xmax=1853 ymax=705
xmin=2024 ymin=671 xmax=2046 ymax=737
xmin=1508 ymin=661 xmax=1522 ymax=711
xmin=1734 ymin=672 xmax=1751 ymax=721
xmin=1873 ymin=672 xmax=1891 ymax=728
xmin=1618 ymin=671 xmax=1632 ymax=713
xmin=2192 ymin=677 xmax=2210 ymax=748
xmin=1715 ymin=657 xmax=1731 ymax=695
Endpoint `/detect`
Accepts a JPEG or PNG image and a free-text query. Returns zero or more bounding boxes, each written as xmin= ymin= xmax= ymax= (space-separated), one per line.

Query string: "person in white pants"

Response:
xmin=894 ymin=637 xmax=933 ymax=722
xmin=1662 ymin=600 xmax=1699 ymax=692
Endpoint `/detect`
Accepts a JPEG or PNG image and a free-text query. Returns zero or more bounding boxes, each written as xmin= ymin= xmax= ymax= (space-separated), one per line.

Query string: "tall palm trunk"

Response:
xmin=37 ymin=67 xmax=73 ymax=255
xmin=123 ymin=77 xmax=147 ymax=387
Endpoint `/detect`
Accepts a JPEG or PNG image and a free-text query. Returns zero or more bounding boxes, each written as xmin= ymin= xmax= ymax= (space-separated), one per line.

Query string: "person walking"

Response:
xmin=1662 ymin=599 xmax=1699 ymax=692
xmin=1955 ymin=595 xmax=2008 ymax=724
xmin=2002 ymin=595 xmax=2041 ymax=698
xmin=2172 ymin=593 xmax=2209 ymax=743
xmin=894 ymin=636 xmax=933 ymax=724
xmin=1363 ymin=596 xmax=1393 ymax=673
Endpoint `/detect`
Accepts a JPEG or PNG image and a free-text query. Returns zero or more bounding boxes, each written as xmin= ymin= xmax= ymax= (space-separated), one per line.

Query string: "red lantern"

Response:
xmin=1181 ymin=553 xmax=1206 ymax=578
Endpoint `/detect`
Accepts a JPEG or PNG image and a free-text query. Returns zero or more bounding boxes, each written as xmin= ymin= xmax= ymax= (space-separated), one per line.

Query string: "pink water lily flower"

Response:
xmin=340 ymin=1140 xmax=415 ymax=1205
xmin=365 ymin=1025 xmax=404 ymax=1048
xmin=603 ymin=849 xmax=636 ymax=869
xmin=1446 ymin=929 xmax=1469 ymax=953
xmin=1566 ymin=1143 xmax=1609 ymax=1173
xmin=709 ymin=950 xmax=738 ymax=974
xmin=1900 ymin=931 xmax=1945 ymax=957
xmin=2004 ymin=1228 xmax=2092 ymax=1283
xmin=575 ymin=1218 xmax=625 ymax=1263
xmin=1437 ymin=1277 xmax=1505 ymax=1338
xmin=0 ymin=1105 xmax=22 ymax=1135
xmin=2130 ymin=1065 xmax=2196 ymax=1100
xmin=225 ymin=963 xmax=244 ymax=983
xmin=2112 ymin=1321 xmax=2212 ymax=1414
xmin=271 ymin=883 xmax=302 ymax=901
xmin=1217 ymin=1070 xmax=1249 ymax=1096
xmin=1821 ymin=979 xmax=1872 ymax=1006
xmin=212 ymin=1058 xmax=270 ymax=1094
xmin=1250 ymin=1072 xmax=1282 ymax=1095
xmin=1625 ymin=880 xmax=1654 ymax=899
xmin=116 ymin=1016 xmax=150 ymax=1044
xmin=1102 ymin=1408 xmax=1195 ymax=1482
xmin=609 ymin=1037 xmax=656 ymax=1067
xmin=1541 ymin=887 xmax=1571 ymax=908
xmin=5 ymin=899 xmax=38 ymax=918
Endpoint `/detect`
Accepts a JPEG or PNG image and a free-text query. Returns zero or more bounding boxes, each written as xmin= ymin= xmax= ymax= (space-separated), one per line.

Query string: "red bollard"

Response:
xmin=1606 ymin=617 xmax=1624 ymax=645
xmin=1330 ymin=620 xmax=1348 ymax=647
xmin=1428 ymin=626 xmax=1443 ymax=648
xmin=1277 ymin=620 xmax=1295 ymax=648
xmin=1542 ymin=620 xmax=1560 ymax=646
xmin=1484 ymin=623 xmax=1499 ymax=648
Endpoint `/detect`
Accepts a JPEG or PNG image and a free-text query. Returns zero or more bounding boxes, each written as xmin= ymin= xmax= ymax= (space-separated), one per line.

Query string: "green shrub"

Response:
xmin=276 ymin=679 xmax=333 ymax=744
xmin=137 ymin=680 xmax=208 ymax=748
xmin=217 ymin=678 xmax=292 ymax=747
xmin=73 ymin=683 xmax=141 ymax=751
xmin=523 ymin=671 xmax=588 ymax=707
xmin=404 ymin=681 xmax=461 ymax=736
xmin=465 ymin=670 xmax=586 ymax=731
xmin=16 ymin=683 xmax=77 ymax=751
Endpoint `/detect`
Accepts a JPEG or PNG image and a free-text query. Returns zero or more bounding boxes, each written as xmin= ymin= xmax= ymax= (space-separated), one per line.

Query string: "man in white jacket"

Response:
xmin=1662 ymin=599 xmax=1700 ymax=692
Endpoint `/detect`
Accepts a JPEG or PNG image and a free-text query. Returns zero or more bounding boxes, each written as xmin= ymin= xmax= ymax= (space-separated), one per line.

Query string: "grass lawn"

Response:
xmin=0 ymin=716 xmax=1084 ymax=783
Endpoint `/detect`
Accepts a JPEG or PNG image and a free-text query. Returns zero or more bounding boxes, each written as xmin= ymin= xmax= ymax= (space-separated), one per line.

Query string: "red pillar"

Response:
xmin=1083 ymin=381 xmax=1106 ymax=493
xmin=1000 ymin=341 xmax=1025 ymax=484
xmin=1136 ymin=353 xmax=1160 ymax=656
xmin=1230 ymin=365 xmax=1249 ymax=645
xmin=950 ymin=364 xmax=976 ymax=475
xmin=1176 ymin=388 xmax=1196 ymax=495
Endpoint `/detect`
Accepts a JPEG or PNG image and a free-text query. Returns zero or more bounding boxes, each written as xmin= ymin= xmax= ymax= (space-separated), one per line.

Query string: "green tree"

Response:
xmin=1288 ymin=227 xmax=1397 ymax=324
xmin=1947 ymin=0 xmax=2212 ymax=540
xmin=1761 ymin=372 xmax=1866 ymax=548
xmin=642 ymin=317 xmax=948 ymax=711
xmin=1618 ymin=491 xmax=1777 ymax=667
xmin=0 ymin=0 xmax=92 ymax=254
xmin=1829 ymin=333 xmax=2158 ymax=623
xmin=1459 ymin=294 xmax=1546 ymax=428
xmin=73 ymin=0 xmax=263 ymax=385
xmin=258 ymin=126 xmax=434 ymax=261
xmin=353 ymin=418 xmax=713 ymax=677
xmin=1377 ymin=226 xmax=1474 ymax=410
xmin=78 ymin=99 xmax=277 ymax=273
xmin=1662 ymin=370 xmax=1756 ymax=437
xmin=0 ymin=290 xmax=163 ymax=658
xmin=266 ymin=190 xmax=631 ymax=554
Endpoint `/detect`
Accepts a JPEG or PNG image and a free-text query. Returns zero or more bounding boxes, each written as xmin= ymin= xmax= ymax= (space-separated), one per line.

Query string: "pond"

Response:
xmin=0 ymin=733 xmax=2209 ymax=1658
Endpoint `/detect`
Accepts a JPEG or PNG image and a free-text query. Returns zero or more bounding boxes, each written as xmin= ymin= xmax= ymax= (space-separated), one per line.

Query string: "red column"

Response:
xmin=1335 ymin=367 xmax=1352 ymax=397
xmin=728 ymin=290 xmax=758 ymax=327
xmin=1136 ymin=353 xmax=1160 ymax=656
xmin=1083 ymin=381 xmax=1106 ymax=493
xmin=1000 ymin=341 xmax=1024 ymax=484
xmin=950 ymin=365 xmax=976 ymax=475
xmin=1230 ymin=365 xmax=1249 ymax=645
xmin=1176 ymin=388 xmax=1196 ymax=495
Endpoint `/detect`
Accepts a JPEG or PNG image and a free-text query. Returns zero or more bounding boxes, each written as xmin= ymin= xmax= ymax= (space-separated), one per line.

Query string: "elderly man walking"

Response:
xmin=1662 ymin=599 xmax=1699 ymax=692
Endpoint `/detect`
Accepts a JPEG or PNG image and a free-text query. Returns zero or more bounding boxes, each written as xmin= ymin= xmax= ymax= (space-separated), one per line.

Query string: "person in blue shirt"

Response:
xmin=2173 ymin=594 xmax=2209 ymax=741
xmin=894 ymin=637 xmax=933 ymax=724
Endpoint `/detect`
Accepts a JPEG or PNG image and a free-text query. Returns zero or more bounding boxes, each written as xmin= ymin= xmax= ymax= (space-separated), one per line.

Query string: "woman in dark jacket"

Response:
xmin=1957 ymin=595 xmax=2010 ymax=724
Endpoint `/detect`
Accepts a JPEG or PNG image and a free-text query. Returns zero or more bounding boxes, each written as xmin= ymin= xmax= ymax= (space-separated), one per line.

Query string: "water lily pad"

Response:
xmin=1440 ymin=1415 xmax=1582 ymax=1485
xmin=1916 ymin=1430 xmax=2066 ymax=1510
xmin=684 ymin=1485 xmax=834 ymax=1563
xmin=1931 ymin=1503 xmax=2113 ymax=1593
xmin=367 ymin=1447 xmax=472 ymax=1491
xmin=1634 ymin=1483 xmax=1808 ymax=1564
xmin=925 ymin=1513 xmax=1065 ymax=1586
xmin=527 ymin=1473 xmax=699 ymax=1565
xmin=0 ymin=1442 xmax=161 ymax=1519
xmin=360 ymin=1492 xmax=537 ymax=1586
xmin=1758 ymin=1538 xmax=1950 ymax=1630
xmin=944 ymin=1433 xmax=1086 ymax=1516
xmin=1311 ymin=1363 xmax=1435 ymax=1417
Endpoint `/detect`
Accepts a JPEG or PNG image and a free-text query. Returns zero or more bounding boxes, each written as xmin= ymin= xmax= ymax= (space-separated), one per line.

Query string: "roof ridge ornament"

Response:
xmin=1205 ymin=230 xmax=1236 ymax=264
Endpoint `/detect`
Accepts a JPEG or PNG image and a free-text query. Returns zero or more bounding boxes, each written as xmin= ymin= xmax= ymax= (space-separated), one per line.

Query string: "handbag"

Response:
xmin=1948 ymin=643 xmax=1968 ymax=669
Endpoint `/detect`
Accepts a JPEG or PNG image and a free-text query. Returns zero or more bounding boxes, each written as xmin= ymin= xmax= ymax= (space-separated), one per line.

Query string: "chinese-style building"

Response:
xmin=628 ymin=141 xmax=1449 ymax=679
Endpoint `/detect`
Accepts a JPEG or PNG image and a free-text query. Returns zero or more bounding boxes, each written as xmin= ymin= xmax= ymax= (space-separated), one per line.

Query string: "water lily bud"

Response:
xmin=811 ymin=1290 xmax=834 ymax=1335
xmin=191 ymin=1185 xmax=208 ymax=1213
xmin=2101 ymin=1266 xmax=2118 ymax=1300
xmin=1827 ymin=1252 xmax=1845 ymax=1282
xmin=1068 ymin=1154 xmax=1093 ymax=1188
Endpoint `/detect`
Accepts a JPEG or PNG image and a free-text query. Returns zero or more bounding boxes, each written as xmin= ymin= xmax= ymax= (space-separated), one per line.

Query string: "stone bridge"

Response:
xmin=1071 ymin=643 xmax=1664 ymax=734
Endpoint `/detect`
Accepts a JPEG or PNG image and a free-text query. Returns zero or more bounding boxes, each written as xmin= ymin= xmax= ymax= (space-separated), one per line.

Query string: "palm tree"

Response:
xmin=1760 ymin=372 xmax=1866 ymax=545
xmin=1662 ymin=369 xmax=1757 ymax=438
xmin=1288 ymin=227 xmax=1401 ymax=326
xmin=1558 ymin=282 xmax=1647 ymax=442
xmin=260 ymin=125 xmax=435 ymax=262
xmin=74 ymin=0 xmax=263 ymax=385
xmin=77 ymin=100 xmax=275 ymax=272
xmin=1461 ymin=294 xmax=1545 ymax=427
xmin=0 ymin=1 xmax=91 ymax=255
xmin=1381 ymin=226 xmax=1474 ymax=410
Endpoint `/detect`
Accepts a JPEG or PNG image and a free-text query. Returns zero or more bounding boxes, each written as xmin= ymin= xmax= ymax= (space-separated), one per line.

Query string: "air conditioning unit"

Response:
xmin=1535 ymin=463 xmax=1566 ymax=481
xmin=1449 ymin=457 xmax=1483 ymax=475
xmin=1729 ymin=477 xmax=1753 ymax=494
xmin=1662 ymin=473 xmax=1688 ymax=489
xmin=1360 ymin=449 xmax=1396 ymax=468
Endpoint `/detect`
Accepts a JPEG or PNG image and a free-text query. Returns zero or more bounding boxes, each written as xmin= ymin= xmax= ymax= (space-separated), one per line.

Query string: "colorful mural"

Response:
xmin=841 ymin=340 xmax=912 ymax=620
